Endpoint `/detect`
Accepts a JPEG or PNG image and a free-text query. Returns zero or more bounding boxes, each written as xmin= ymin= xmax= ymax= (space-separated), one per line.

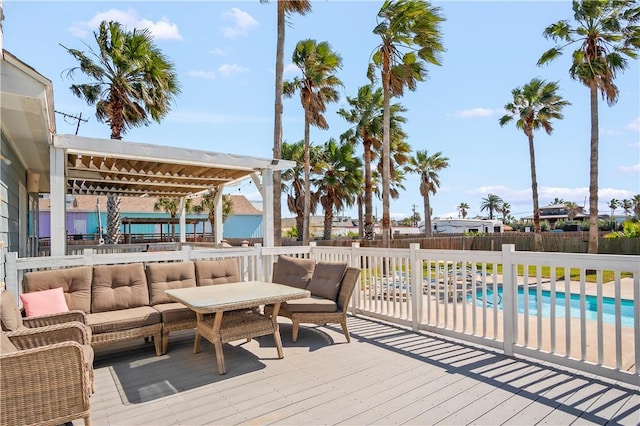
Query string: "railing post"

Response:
xmin=5 ymin=252 xmax=18 ymax=295
xmin=182 ymin=245 xmax=191 ymax=262
xmin=410 ymin=243 xmax=421 ymax=331
xmin=502 ymin=244 xmax=516 ymax=356
xmin=349 ymin=242 xmax=361 ymax=316
xmin=309 ymin=241 xmax=317 ymax=261
xmin=254 ymin=243 xmax=264 ymax=282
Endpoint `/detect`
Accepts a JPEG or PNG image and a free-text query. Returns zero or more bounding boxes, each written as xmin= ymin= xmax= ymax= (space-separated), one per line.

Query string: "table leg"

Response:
xmin=193 ymin=313 xmax=203 ymax=354
xmin=212 ymin=311 xmax=226 ymax=374
xmin=269 ymin=302 xmax=284 ymax=359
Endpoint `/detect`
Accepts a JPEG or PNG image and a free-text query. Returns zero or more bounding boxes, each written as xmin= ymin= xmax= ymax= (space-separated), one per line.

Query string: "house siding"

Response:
xmin=1 ymin=134 xmax=27 ymax=285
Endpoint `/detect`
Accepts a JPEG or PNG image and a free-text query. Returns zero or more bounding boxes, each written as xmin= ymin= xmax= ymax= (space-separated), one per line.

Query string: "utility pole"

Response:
xmin=55 ymin=110 xmax=88 ymax=135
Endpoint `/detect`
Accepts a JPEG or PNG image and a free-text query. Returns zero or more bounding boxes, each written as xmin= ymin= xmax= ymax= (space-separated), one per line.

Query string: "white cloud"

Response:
xmin=284 ymin=63 xmax=301 ymax=75
xmin=455 ymin=108 xmax=495 ymax=119
xmin=187 ymin=70 xmax=216 ymax=80
xmin=210 ymin=47 xmax=227 ymax=56
xmin=68 ymin=9 xmax=182 ymax=40
xmin=626 ymin=116 xmax=640 ymax=132
xmin=603 ymin=128 xmax=624 ymax=136
xmin=217 ymin=64 xmax=248 ymax=78
xmin=137 ymin=17 xmax=182 ymax=40
xmin=221 ymin=8 xmax=259 ymax=39
xmin=618 ymin=164 xmax=640 ymax=174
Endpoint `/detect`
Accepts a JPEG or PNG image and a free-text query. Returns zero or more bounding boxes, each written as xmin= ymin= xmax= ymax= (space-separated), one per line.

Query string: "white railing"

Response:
xmin=4 ymin=243 xmax=639 ymax=386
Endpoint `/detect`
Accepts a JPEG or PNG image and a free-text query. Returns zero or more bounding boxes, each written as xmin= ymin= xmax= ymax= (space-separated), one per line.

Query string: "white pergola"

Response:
xmin=2 ymin=48 xmax=293 ymax=255
xmin=47 ymin=134 xmax=293 ymax=254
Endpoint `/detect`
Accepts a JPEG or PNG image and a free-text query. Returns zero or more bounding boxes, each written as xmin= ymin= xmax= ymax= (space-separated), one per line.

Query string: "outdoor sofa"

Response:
xmin=17 ymin=258 xmax=242 ymax=355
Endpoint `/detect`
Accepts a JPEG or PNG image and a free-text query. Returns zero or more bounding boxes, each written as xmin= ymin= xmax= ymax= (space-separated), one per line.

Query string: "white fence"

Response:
xmin=5 ymin=243 xmax=639 ymax=386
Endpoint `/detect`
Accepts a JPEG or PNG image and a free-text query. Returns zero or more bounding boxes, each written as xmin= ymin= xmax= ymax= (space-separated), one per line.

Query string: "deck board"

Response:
xmin=74 ymin=316 xmax=639 ymax=426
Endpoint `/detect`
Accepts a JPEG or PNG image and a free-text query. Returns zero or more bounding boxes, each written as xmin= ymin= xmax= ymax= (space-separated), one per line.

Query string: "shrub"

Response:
xmin=623 ymin=221 xmax=640 ymax=238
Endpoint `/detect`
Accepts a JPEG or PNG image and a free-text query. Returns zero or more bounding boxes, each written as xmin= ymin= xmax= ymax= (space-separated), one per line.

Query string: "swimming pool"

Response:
xmin=470 ymin=287 xmax=635 ymax=328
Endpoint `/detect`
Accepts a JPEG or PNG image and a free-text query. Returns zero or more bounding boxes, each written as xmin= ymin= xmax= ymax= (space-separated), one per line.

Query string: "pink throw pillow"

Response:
xmin=20 ymin=287 xmax=69 ymax=317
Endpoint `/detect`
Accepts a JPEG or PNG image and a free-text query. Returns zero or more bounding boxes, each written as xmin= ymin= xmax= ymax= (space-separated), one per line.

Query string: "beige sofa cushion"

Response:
xmin=307 ymin=261 xmax=347 ymax=301
xmin=282 ymin=296 xmax=337 ymax=313
xmin=272 ymin=256 xmax=315 ymax=289
xmin=86 ymin=306 xmax=160 ymax=334
xmin=22 ymin=266 xmax=92 ymax=313
xmin=0 ymin=291 xmax=23 ymax=332
xmin=153 ymin=302 xmax=196 ymax=323
xmin=91 ymin=263 xmax=149 ymax=313
xmin=195 ymin=259 xmax=240 ymax=286
xmin=146 ymin=261 xmax=196 ymax=305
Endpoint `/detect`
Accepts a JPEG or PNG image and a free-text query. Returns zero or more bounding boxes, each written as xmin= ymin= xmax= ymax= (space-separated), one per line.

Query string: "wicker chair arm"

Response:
xmin=6 ymin=322 xmax=91 ymax=349
xmin=0 ymin=341 xmax=91 ymax=426
xmin=22 ymin=310 xmax=87 ymax=327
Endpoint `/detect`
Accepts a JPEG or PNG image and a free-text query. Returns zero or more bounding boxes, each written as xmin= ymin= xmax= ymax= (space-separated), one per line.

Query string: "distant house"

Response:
xmin=521 ymin=203 xmax=587 ymax=227
xmin=37 ymin=194 xmax=263 ymax=242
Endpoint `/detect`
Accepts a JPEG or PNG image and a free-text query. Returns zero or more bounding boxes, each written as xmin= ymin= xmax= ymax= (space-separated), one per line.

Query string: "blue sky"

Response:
xmin=3 ymin=1 xmax=639 ymax=221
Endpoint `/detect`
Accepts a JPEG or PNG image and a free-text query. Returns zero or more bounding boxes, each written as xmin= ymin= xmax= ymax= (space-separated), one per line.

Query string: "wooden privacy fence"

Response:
xmin=317 ymin=232 xmax=640 ymax=254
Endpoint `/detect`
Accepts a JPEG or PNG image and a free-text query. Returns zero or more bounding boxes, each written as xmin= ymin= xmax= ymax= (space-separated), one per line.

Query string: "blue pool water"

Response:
xmin=470 ymin=287 xmax=635 ymax=328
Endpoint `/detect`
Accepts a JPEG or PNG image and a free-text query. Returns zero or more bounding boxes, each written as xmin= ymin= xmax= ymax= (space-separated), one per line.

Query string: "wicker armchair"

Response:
xmin=1 ymin=322 xmax=93 ymax=426
xmin=266 ymin=267 xmax=361 ymax=343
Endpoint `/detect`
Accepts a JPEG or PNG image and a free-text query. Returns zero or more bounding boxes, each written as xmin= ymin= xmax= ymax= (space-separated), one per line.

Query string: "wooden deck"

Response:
xmin=78 ymin=316 xmax=639 ymax=425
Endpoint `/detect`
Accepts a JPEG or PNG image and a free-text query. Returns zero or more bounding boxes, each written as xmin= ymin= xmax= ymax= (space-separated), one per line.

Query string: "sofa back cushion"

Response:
xmin=91 ymin=263 xmax=149 ymax=313
xmin=307 ymin=261 xmax=347 ymax=301
xmin=146 ymin=261 xmax=196 ymax=305
xmin=0 ymin=291 xmax=23 ymax=332
xmin=195 ymin=259 xmax=240 ymax=286
xmin=22 ymin=266 xmax=92 ymax=313
xmin=272 ymin=255 xmax=316 ymax=289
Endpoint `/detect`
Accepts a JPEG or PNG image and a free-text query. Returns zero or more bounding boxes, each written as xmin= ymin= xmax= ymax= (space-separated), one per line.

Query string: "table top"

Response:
xmin=165 ymin=281 xmax=310 ymax=313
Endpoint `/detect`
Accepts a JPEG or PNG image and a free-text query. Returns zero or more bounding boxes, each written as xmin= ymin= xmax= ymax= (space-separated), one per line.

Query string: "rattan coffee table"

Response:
xmin=165 ymin=281 xmax=309 ymax=374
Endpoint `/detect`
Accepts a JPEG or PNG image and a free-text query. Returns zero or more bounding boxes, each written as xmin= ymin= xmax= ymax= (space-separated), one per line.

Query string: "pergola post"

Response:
xmin=261 ymin=169 xmax=274 ymax=248
xmin=179 ymin=197 xmax=186 ymax=243
xmin=49 ymin=146 xmax=66 ymax=256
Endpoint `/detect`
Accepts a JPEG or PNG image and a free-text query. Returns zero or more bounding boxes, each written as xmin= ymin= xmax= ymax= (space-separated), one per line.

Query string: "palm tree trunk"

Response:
xmin=529 ymin=133 xmax=543 ymax=251
xmin=423 ymin=193 xmax=431 ymax=238
xmin=588 ymin=82 xmax=599 ymax=254
xmin=363 ymin=143 xmax=374 ymax=240
xmin=303 ymin=110 xmax=311 ymax=246
xmin=272 ymin=1 xmax=286 ymax=247
xmin=381 ymin=67 xmax=392 ymax=248
xmin=358 ymin=194 xmax=364 ymax=239
xmin=323 ymin=200 xmax=333 ymax=240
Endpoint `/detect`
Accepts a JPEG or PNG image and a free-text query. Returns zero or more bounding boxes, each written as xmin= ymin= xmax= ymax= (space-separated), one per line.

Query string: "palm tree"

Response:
xmin=192 ymin=191 xmax=233 ymax=239
xmin=457 ymin=202 xmax=470 ymax=219
xmin=633 ymin=194 xmax=640 ymax=219
xmin=261 ymin=0 xmax=312 ymax=246
xmin=499 ymin=78 xmax=570 ymax=235
xmin=480 ymin=194 xmax=503 ymax=220
xmin=62 ymin=21 xmax=180 ymax=244
xmin=538 ymin=0 xmax=640 ymax=253
xmin=153 ymin=198 xmax=194 ymax=240
xmin=621 ymin=199 xmax=633 ymax=217
xmin=500 ymin=202 xmax=511 ymax=224
xmin=565 ymin=201 xmax=579 ymax=221
xmin=283 ymin=39 xmax=343 ymax=245
xmin=369 ymin=0 xmax=445 ymax=247
xmin=406 ymin=150 xmax=449 ymax=237
xmin=337 ymin=84 xmax=406 ymax=240
xmin=314 ymin=139 xmax=363 ymax=240
xmin=608 ymin=198 xmax=620 ymax=230
xmin=552 ymin=197 xmax=566 ymax=205
xmin=281 ymin=140 xmax=320 ymax=240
